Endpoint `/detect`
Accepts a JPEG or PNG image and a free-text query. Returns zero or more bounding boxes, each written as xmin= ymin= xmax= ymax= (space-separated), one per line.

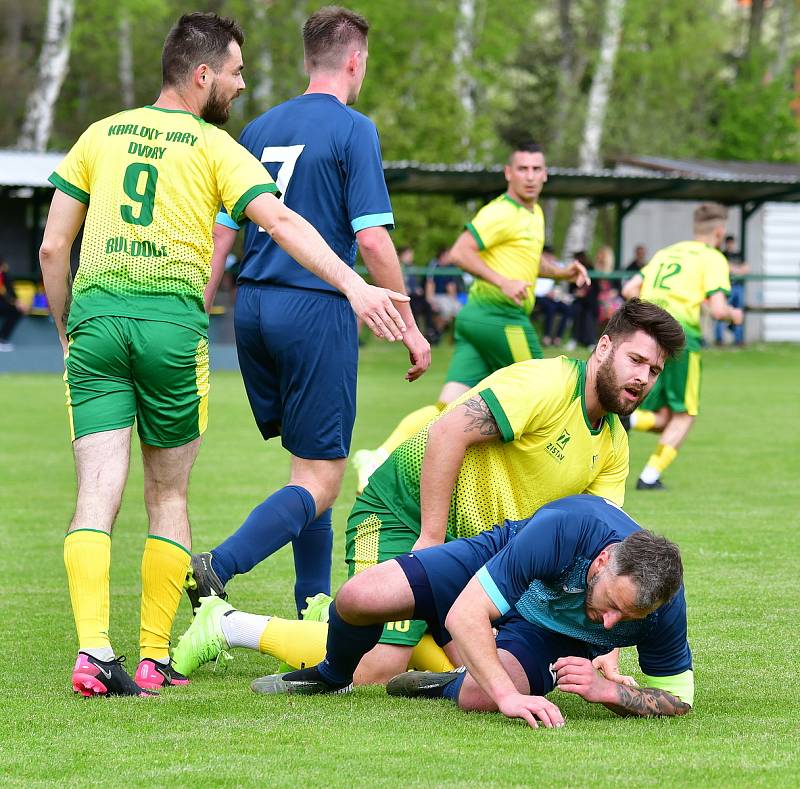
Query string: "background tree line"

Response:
xmin=3 ymin=0 xmax=799 ymax=261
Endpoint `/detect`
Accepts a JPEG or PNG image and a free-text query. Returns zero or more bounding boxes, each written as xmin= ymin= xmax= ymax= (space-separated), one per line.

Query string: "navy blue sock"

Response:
xmin=292 ymin=508 xmax=333 ymax=616
xmin=441 ymin=671 xmax=467 ymax=702
xmin=211 ymin=485 xmax=317 ymax=584
xmin=316 ymin=602 xmax=382 ymax=686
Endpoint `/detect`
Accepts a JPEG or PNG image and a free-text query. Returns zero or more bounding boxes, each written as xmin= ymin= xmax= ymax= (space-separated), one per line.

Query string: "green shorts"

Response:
xmin=446 ymin=302 xmax=542 ymax=388
xmin=64 ymin=315 xmax=210 ymax=446
xmin=345 ymin=485 xmax=427 ymax=647
xmin=641 ymin=347 xmax=701 ymax=416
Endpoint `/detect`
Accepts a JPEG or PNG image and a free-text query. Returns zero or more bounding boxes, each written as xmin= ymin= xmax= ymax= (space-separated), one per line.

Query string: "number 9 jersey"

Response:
xmin=638 ymin=240 xmax=730 ymax=351
xmin=49 ymin=105 xmax=277 ymax=334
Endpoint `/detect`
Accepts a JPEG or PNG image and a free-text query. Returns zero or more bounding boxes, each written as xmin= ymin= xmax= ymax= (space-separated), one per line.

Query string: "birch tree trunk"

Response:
xmin=772 ymin=0 xmax=793 ymax=75
xmin=16 ymin=0 xmax=75 ymax=151
xmin=562 ymin=0 xmax=625 ymax=257
xmin=453 ymin=0 xmax=477 ymax=153
xmin=118 ymin=8 xmax=135 ymax=109
xmin=252 ymin=2 xmax=274 ymax=109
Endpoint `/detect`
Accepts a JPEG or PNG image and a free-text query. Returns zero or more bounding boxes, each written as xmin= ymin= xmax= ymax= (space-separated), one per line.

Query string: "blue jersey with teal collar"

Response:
xmin=217 ymin=93 xmax=394 ymax=291
xmin=476 ymin=495 xmax=692 ymax=678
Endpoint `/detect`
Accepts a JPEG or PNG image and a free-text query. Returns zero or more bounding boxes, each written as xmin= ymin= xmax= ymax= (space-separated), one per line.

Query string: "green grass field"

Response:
xmin=1 ymin=341 xmax=799 ymax=787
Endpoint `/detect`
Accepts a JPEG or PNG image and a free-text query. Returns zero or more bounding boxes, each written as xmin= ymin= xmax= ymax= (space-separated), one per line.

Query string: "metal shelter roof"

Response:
xmin=0 ymin=150 xmax=64 ymax=189
xmin=383 ymin=158 xmax=800 ymax=205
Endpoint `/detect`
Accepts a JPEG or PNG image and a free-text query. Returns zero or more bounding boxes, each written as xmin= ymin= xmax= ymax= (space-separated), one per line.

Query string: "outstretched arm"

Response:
xmin=206 ymin=223 xmax=237 ymax=313
xmin=244 ymin=193 xmax=408 ymax=342
xmin=446 ymin=578 xmax=565 ymax=729
xmin=415 ymin=395 xmax=502 ymax=550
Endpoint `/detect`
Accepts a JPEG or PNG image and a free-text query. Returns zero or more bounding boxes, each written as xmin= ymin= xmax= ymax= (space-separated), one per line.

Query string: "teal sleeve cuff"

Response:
xmin=476 ymin=567 xmax=510 ymax=616
xmin=352 ymin=212 xmax=395 ymax=233
xmin=478 ymin=388 xmax=514 ymax=442
xmin=215 ymin=210 xmax=240 ymax=231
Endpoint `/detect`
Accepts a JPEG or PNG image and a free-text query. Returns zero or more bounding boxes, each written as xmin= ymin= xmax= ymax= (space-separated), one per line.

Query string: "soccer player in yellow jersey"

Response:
xmin=352 ymin=142 xmax=590 ymax=492
xmin=174 ymin=300 xmax=684 ymax=685
xmin=622 ymin=203 xmax=744 ymax=491
xmin=39 ymin=12 xmax=409 ymax=698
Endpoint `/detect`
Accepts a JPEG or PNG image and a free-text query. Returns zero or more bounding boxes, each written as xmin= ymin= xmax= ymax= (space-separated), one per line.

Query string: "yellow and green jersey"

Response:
xmin=50 ymin=105 xmax=278 ymax=333
xmin=465 ymin=194 xmax=545 ymax=316
xmin=639 ymin=240 xmax=730 ymax=350
xmin=368 ymin=356 xmax=629 ymax=539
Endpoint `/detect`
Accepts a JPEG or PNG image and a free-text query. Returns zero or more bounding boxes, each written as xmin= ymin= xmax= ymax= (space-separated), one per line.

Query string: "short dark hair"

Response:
xmin=604 ymin=298 xmax=685 ymax=359
xmin=609 ymin=530 xmax=683 ymax=610
xmin=508 ymin=140 xmax=543 ymax=163
xmin=303 ymin=6 xmax=369 ymax=72
xmin=162 ymin=13 xmax=244 ymax=87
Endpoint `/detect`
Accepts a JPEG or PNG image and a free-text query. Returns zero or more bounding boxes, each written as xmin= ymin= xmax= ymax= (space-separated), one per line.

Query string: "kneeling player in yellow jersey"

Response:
xmin=352 ymin=141 xmax=589 ymax=492
xmin=622 ymin=203 xmax=743 ymax=491
xmin=175 ymin=299 xmax=684 ymax=684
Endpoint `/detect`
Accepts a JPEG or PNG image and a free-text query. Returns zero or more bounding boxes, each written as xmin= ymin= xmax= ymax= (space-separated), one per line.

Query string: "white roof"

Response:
xmin=0 ymin=149 xmax=66 ymax=188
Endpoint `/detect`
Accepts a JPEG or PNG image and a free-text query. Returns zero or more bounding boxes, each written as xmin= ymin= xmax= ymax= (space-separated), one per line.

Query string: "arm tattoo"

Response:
xmin=62 ymin=268 xmax=73 ymax=328
xmin=604 ymin=685 xmax=692 ymax=718
xmin=461 ymin=396 xmax=499 ymax=436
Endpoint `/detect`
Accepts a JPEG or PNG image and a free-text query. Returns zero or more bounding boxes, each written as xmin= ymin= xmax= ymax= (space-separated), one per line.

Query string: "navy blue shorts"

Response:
xmin=234 ymin=284 xmax=358 ymax=459
xmin=395 ymin=527 xmax=591 ymax=696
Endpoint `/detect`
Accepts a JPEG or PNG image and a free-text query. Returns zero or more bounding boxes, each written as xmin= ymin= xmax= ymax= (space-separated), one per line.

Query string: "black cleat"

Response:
xmin=185 ymin=552 xmax=228 ymax=613
xmin=72 ymin=653 xmax=158 ymax=698
xmin=386 ymin=669 xmax=464 ymax=699
xmin=251 ymin=666 xmax=352 ymax=696
xmin=636 ymin=478 xmax=666 ymax=491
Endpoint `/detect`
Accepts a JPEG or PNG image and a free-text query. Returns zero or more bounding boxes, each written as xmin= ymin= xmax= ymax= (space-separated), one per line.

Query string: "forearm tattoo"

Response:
xmin=461 ymin=396 xmax=499 ymax=436
xmin=605 ymin=685 xmax=692 ymax=718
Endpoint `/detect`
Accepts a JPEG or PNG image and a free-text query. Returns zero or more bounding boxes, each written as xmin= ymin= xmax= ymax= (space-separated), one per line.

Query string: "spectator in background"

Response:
xmin=595 ymin=245 xmax=623 ymax=331
xmin=0 ymin=256 xmax=28 ymax=351
xmin=399 ymin=246 xmax=435 ymax=341
xmin=566 ymin=251 xmax=599 ymax=349
xmin=715 ymin=235 xmax=749 ymax=347
xmin=626 ymin=244 xmax=647 ymax=273
xmin=425 ymin=246 xmax=463 ymax=342
xmin=536 ymin=245 xmax=572 ymax=347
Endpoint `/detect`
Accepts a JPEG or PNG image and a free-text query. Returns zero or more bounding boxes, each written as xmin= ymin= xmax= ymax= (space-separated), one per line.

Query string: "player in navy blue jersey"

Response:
xmin=188 ymin=7 xmax=431 ymax=616
xmin=251 ymin=495 xmax=693 ymax=727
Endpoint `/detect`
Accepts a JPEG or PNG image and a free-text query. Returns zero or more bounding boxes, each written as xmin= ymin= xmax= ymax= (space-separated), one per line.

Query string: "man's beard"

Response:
xmin=201 ymin=83 xmax=233 ymax=124
xmin=595 ymin=350 xmax=645 ymax=416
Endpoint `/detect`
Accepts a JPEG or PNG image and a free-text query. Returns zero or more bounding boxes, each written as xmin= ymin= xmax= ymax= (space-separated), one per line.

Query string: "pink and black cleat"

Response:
xmin=135 ymin=658 xmax=190 ymax=690
xmin=72 ymin=653 xmax=157 ymax=698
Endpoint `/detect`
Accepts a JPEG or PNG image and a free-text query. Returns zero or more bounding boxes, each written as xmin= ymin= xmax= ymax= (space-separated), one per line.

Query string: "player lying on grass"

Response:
xmin=252 ymin=496 xmax=694 ymax=728
xmin=250 ymin=495 xmax=693 ymax=728
xmin=184 ymin=299 xmax=685 ymax=685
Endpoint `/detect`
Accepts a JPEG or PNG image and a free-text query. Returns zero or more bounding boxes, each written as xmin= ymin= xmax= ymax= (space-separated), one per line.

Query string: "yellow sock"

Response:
xmin=64 ymin=530 xmax=112 ymax=651
xmin=379 ymin=403 xmax=443 ymax=456
xmin=140 ymin=536 xmax=190 ymax=661
xmin=259 ymin=617 xmax=329 ymax=668
xmin=632 ymin=409 xmax=657 ymax=432
xmin=409 ymin=634 xmax=455 ymax=672
xmin=647 ymin=443 xmax=678 ymax=473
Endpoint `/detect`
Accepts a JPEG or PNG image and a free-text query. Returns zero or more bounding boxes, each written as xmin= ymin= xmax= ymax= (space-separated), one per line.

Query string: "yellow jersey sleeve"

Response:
xmin=209 ymin=128 xmax=278 ymax=224
xmin=583 ymin=425 xmax=628 ymax=506
xmin=478 ymin=360 xmax=569 ymax=442
xmin=702 ymin=248 xmax=731 ymax=297
xmin=50 ymin=124 xmax=97 ymax=204
xmin=466 ymin=199 xmax=516 ymax=252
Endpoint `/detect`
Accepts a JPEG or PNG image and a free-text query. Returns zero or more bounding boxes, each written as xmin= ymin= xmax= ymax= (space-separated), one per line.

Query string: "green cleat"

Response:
xmin=172 ymin=595 xmax=234 ymax=677
xmin=300 ymin=592 xmax=332 ymax=623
